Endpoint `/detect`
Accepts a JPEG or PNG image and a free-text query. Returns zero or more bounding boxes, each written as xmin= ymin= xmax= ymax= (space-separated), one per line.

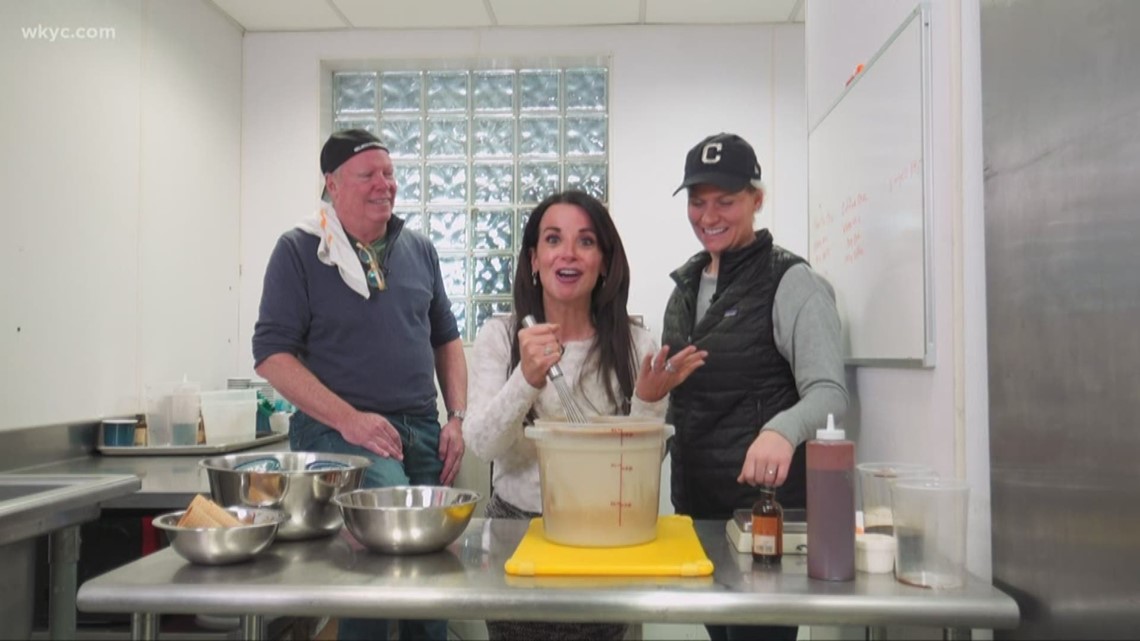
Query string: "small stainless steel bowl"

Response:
xmin=200 ymin=452 xmax=370 ymax=540
xmin=153 ymin=507 xmax=285 ymax=565
xmin=335 ymin=486 xmax=481 ymax=555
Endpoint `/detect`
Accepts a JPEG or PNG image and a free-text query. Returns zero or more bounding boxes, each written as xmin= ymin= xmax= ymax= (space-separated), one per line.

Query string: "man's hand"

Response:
xmin=437 ymin=418 xmax=464 ymax=486
xmin=340 ymin=411 xmax=403 ymax=460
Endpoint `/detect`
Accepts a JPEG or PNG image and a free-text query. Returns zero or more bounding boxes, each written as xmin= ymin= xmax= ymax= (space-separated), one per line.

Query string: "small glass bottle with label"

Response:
xmin=752 ymin=485 xmax=783 ymax=565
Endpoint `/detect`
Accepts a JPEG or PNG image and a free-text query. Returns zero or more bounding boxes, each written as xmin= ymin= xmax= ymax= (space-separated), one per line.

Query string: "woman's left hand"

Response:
xmin=634 ymin=345 xmax=708 ymax=403
xmin=738 ymin=431 xmax=795 ymax=487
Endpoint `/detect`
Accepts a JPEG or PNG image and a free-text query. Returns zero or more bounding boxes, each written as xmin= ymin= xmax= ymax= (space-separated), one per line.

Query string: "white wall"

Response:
xmin=237 ymin=23 xmax=807 ymax=365
xmin=805 ymin=0 xmax=992 ymax=585
xmin=137 ymin=0 xmax=244 ymax=395
xmin=0 ymin=0 xmax=242 ymax=430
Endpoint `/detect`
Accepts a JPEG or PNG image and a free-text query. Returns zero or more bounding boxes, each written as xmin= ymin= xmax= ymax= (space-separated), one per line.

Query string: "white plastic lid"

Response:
xmin=815 ymin=413 xmax=845 ymax=440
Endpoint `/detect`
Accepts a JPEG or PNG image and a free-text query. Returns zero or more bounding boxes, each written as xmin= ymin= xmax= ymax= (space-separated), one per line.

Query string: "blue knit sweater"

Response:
xmin=252 ymin=217 xmax=459 ymax=416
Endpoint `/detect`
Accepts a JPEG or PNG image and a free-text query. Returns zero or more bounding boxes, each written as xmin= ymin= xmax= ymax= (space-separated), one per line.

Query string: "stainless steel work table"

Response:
xmin=5 ymin=436 xmax=289 ymax=638
xmin=17 ymin=438 xmax=290 ymax=510
xmin=78 ymin=518 xmax=1019 ymax=640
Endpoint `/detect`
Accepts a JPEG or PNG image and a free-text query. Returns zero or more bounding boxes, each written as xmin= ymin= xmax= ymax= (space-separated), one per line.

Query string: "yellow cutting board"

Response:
xmin=504 ymin=515 xmax=714 ymax=577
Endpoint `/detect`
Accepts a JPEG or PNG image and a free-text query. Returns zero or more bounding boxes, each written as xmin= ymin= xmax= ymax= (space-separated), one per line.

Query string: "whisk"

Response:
xmin=521 ymin=315 xmax=590 ymax=424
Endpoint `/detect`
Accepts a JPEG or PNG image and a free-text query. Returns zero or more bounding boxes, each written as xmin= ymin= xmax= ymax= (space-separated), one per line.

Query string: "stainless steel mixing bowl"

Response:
xmin=200 ymin=451 xmax=369 ymax=540
xmin=334 ymin=486 xmax=481 ymax=554
xmin=153 ymin=506 xmax=285 ymax=565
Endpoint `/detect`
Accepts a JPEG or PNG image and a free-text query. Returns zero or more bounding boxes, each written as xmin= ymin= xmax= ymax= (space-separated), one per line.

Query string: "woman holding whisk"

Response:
xmin=463 ymin=190 xmax=705 ymax=641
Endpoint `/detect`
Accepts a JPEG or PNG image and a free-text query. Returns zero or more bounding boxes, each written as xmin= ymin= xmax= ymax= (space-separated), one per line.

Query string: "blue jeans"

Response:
xmin=290 ymin=411 xmax=448 ymax=641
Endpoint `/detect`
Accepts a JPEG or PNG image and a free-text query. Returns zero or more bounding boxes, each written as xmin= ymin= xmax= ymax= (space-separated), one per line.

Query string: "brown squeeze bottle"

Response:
xmin=806 ymin=413 xmax=856 ymax=581
xmin=752 ymin=485 xmax=783 ymax=565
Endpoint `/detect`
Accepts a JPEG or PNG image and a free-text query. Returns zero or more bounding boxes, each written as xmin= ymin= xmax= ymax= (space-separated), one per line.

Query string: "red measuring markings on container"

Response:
xmin=606 ymin=428 xmax=634 ymax=526
xmin=610 ymin=446 xmax=635 ymax=525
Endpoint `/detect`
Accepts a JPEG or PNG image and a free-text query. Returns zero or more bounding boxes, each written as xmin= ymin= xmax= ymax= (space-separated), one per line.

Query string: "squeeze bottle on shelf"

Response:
xmin=807 ymin=413 xmax=855 ymax=581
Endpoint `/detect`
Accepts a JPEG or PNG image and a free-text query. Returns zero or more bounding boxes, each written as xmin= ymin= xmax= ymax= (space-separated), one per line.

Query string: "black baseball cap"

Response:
xmin=320 ymin=129 xmax=388 ymax=200
xmin=320 ymin=129 xmax=388 ymax=175
xmin=673 ymin=132 xmax=762 ymax=196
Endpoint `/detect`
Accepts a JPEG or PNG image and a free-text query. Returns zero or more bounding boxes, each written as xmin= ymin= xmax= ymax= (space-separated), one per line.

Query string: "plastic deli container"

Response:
xmin=891 ymin=478 xmax=970 ymax=589
xmin=855 ymin=532 xmax=897 ymax=574
xmin=200 ymin=389 xmax=257 ymax=444
xmin=857 ymin=462 xmax=936 ymax=535
xmin=525 ymin=418 xmax=673 ymax=547
xmin=144 ymin=382 xmax=178 ymax=447
xmin=171 ymin=380 xmax=201 ymax=446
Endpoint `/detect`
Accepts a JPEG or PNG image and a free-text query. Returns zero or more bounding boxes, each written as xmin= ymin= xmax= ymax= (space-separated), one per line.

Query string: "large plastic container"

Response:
xmin=891 ymin=478 xmax=970 ymax=588
xmin=806 ymin=414 xmax=856 ymax=581
xmin=171 ymin=380 xmax=201 ymax=446
xmin=144 ymin=381 xmax=178 ymax=447
xmin=525 ymin=418 xmax=673 ymax=547
xmin=857 ymin=462 xmax=936 ymax=535
xmin=200 ymin=389 xmax=257 ymax=444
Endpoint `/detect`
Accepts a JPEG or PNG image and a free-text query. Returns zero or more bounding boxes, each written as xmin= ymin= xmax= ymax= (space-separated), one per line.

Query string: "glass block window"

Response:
xmin=332 ymin=66 xmax=610 ymax=341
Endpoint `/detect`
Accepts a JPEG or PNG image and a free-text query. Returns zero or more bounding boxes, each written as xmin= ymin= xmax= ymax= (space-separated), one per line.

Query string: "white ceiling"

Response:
xmin=208 ymin=0 xmax=805 ymax=32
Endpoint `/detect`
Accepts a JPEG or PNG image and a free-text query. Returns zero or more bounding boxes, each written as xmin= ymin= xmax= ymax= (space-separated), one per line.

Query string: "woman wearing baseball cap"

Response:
xmin=660 ymin=133 xmax=849 ymax=641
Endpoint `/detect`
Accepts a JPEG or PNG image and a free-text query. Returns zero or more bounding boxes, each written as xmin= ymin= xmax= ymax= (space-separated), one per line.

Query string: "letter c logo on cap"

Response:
xmin=701 ymin=142 xmax=723 ymax=165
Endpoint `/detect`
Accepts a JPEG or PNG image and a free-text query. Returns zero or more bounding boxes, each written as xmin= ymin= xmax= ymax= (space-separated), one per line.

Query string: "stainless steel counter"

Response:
xmin=0 ymin=422 xmax=289 ymax=639
xmin=17 ymin=439 xmax=290 ymax=510
xmin=0 ymin=473 xmax=141 ymax=639
xmin=78 ymin=518 xmax=1019 ymax=640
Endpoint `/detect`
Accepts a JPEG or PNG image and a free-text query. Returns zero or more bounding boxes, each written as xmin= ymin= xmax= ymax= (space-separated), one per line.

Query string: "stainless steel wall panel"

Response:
xmin=0 ymin=422 xmax=97 ymax=473
xmin=982 ymin=1 xmax=1140 ymax=638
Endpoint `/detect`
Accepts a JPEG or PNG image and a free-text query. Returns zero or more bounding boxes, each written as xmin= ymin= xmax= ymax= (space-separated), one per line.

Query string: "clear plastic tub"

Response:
xmin=171 ymin=380 xmax=201 ymax=446
xmin=857 ymin=462 xmax=936 ymax=535
xmin=200 ymin=389 xmax=257 ymax=444
xmin=525 ymin=418 xmax=673 ymax=547
xmin=145 ymin=382 xmax=177 ymax=447
xmin=891 ymin=478 xmax=970 ymax=589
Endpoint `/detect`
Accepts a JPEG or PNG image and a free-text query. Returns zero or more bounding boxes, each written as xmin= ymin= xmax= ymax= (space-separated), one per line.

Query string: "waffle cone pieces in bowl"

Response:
xmin=177 ymin=494 xmax=244 ymax=528
xmin=155 ymin=497 xmax=285 ymax=565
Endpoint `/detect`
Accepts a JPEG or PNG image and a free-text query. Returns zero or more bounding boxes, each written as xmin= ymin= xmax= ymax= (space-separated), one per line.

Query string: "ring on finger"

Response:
xmin=543 ymin=345 xmax=553 ymax=356
xmin=664 ymin=361 xmax=676 ymax=373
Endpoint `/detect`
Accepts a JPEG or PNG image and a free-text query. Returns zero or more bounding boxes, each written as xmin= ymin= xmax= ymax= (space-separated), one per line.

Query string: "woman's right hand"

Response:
xmin=634 ymin=344 xmax=708 ymax=403
xmin=518 ymin=322 xmax=564 ymax=388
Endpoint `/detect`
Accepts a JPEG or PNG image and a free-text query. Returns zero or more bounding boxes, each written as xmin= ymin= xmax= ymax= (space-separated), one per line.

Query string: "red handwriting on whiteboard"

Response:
xmin=812 ymin=233 xmax=832 ymax=264
xmin=812 ymin=208 xmax=835 ymax=233
xmin=841 ymin=192 xmax=869 ymax=216
xmin=845 ymin=245 xmax=865 ymax=264
xmin=812 ymin=205 xmax=835 ymax=264
xmin=889 ymin=159 xmax=922 ymax=192
xmin=843 ymin=216 xmax=864 ymax=265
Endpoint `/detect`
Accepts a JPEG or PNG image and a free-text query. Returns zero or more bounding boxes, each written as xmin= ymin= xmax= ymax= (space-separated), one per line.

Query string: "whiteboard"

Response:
xmin=808 ymin=6 xmax=934 ymax=367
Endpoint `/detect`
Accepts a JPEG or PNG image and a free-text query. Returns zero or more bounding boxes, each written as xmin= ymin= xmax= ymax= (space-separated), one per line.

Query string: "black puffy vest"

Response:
xmin=662 ymin=230 xmax=806 ymax=518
